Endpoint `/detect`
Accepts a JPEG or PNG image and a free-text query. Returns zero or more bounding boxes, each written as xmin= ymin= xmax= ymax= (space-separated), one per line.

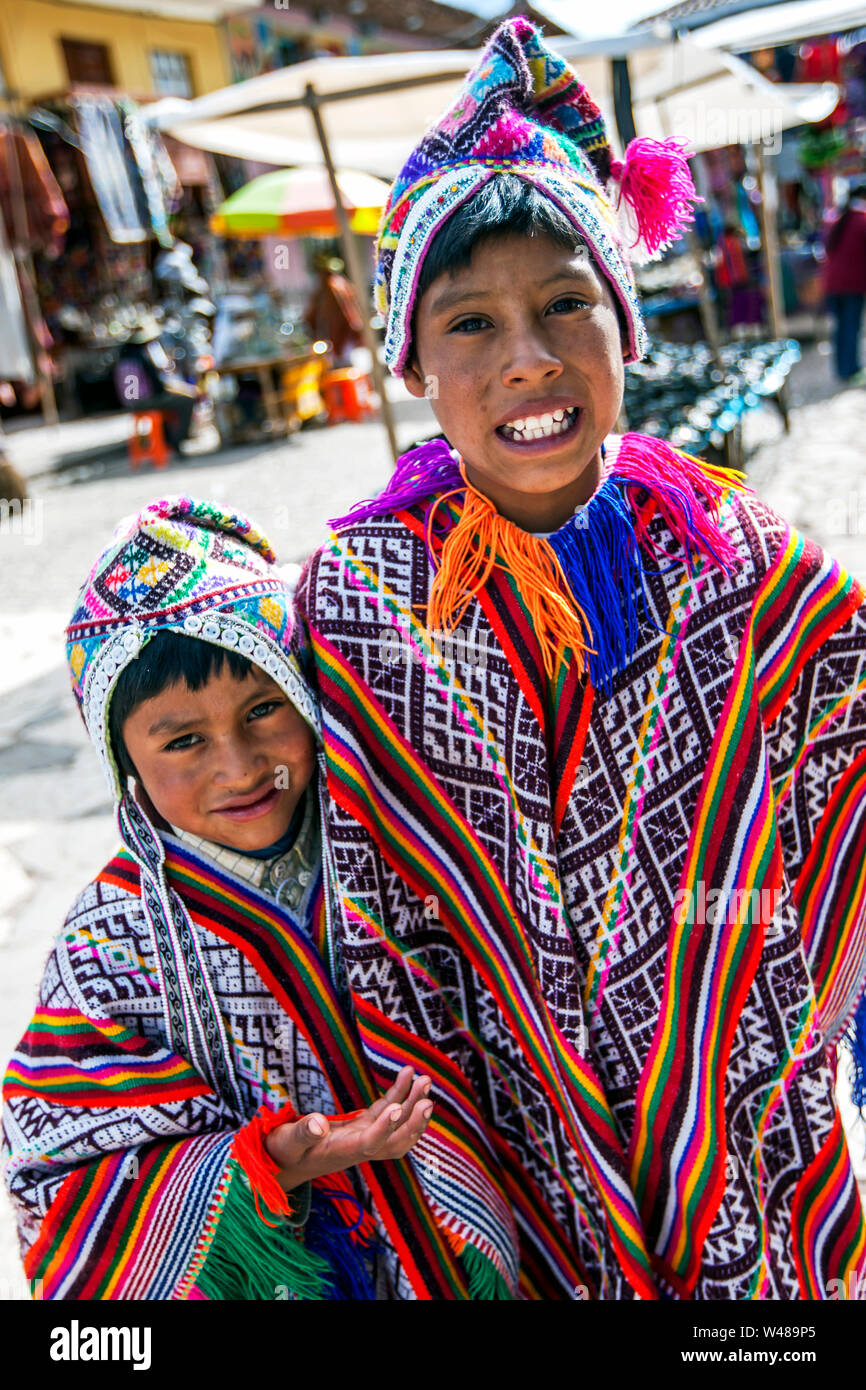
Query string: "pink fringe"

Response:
xmin=614 ymin=432 xmax=747 ymax=572
xmin=609 ymin=137 xmax=702 ymax=257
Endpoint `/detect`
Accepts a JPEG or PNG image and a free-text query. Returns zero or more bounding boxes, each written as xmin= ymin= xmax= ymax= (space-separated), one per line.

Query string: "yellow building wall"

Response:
xmin=0 ymin=1 xmax=232 ymax=101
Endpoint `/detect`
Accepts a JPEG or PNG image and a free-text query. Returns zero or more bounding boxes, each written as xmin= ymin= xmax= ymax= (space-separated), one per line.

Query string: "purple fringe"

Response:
xmin=328 ymin=437 xmax=462 ymax=532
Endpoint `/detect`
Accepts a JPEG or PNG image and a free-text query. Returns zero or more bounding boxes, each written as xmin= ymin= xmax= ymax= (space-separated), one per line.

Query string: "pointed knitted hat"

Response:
xmin=374 ymin=15 xmax=701 ymax=376
xmin=66 ymin=495 xmax=318 ymax=802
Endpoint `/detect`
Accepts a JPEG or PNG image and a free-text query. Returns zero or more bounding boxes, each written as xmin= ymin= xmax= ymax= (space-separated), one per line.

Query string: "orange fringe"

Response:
xmin=426 ymin=461 xmax=596 ymax=680
xmin=442 ymin=1225 xmax=468 ymax=1258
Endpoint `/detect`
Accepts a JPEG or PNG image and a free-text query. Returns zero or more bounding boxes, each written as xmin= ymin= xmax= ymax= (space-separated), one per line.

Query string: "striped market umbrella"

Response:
xmin=210 ymin=166 xmax=391 ymax=238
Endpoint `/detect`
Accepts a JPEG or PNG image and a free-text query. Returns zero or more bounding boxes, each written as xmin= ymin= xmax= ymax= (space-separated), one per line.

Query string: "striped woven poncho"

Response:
xmin=297 ymin=430 xmax=866 ymax=1300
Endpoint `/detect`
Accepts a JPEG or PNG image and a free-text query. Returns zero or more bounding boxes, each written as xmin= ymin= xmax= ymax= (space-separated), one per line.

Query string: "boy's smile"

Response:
xmin=119 ymin=664 xmax=316 ymax=853
xmin=403 ymin=229 xmax=627 ymax=533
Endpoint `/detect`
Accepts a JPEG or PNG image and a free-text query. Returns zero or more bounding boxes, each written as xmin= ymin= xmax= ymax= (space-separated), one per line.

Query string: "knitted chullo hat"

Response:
xmin=66 ymin=495 xmax=318 ymax=803
xmin=374 ymin=15 xmax=701 ymax=376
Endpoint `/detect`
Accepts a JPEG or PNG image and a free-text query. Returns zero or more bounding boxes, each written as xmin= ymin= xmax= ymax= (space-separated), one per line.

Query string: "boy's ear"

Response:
xmin=402 ymin=355 xmax=428 ymax=400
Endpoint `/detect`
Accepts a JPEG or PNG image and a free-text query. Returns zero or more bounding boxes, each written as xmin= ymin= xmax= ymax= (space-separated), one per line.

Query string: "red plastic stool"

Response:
xmin=128 ymin=411 xmax=171 ymax=470
xmin=321 ymin=368 xmax=376 ymax=425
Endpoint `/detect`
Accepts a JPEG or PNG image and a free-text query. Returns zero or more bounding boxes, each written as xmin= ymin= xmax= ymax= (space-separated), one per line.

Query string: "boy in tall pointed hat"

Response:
xmin=296 ymin=17 xmax=866 ymax=1299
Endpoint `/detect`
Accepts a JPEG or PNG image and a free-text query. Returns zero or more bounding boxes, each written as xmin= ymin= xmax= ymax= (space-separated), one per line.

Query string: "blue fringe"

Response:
xmin=548 ymin=478 xmax=684 ymax=696
xmin=304 ymin=1187 xmax=380 ymax=1301
xmin=842 ymin=989 xmax=866 ymax=1112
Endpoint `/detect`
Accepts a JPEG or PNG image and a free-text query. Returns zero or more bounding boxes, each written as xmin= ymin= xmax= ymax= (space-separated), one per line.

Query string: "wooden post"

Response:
xmin=652 ymin=116 xmax=723 ymax=365
xmin=303 ymin=83 xmax=400 ymax=465
xmin=754 ymin=142 xmax=783 ymax=339
xmin=686 ymin=226 xmax=723 ymax=365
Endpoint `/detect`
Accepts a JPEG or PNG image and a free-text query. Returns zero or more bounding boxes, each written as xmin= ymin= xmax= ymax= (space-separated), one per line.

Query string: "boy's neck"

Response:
xmin=462 ymin=449 xmax=603 ymax=533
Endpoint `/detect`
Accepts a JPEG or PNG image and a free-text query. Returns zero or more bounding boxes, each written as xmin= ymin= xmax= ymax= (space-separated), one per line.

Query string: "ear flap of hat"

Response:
xmin=608 ymin=136 xmax=704 ymax=263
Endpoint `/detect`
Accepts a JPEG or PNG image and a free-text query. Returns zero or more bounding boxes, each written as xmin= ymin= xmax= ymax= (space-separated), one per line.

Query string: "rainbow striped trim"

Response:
xmin=4 ymin=1008 xmax=211 ymax=1108
xmin=791 ymin=1113 xmax=866 ymax=1299
xmin=24 ymin=1132 xmax=234 ymax=1300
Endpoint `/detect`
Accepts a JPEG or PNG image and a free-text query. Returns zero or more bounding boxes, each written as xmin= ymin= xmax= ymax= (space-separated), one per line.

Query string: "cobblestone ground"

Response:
xmin=0 ymin=347 xmax=864 ymax=1297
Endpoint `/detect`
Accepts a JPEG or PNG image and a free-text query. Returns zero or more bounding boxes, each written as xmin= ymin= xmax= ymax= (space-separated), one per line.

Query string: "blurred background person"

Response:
xmin=303 ymin=253 xmax=364 ymax=367
xmin=822 ymin=179 xmax=866 ymax=385
xmin=113 ymin=315 xmax=197 ymax=453
xmin=714 ymin=219 xmax=765 ymax=335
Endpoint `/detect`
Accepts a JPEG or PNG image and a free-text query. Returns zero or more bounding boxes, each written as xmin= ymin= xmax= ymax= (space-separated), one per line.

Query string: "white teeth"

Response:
xmin=500 ymin=405 xmax=578 ymax=442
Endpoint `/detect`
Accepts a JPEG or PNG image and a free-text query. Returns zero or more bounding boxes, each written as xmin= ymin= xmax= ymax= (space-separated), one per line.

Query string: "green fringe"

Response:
xmin=460 ymin=1242 xmax=514 ymax=1300
xmin=196 ymin=1162 xmax=336 ymax=1301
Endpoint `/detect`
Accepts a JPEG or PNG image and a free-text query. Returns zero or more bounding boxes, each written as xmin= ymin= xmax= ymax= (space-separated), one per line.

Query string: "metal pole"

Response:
xmin=611 ymin=57 xmax=638 ymax=148
xmin=303 ymin=83 xmax=400 ymax=465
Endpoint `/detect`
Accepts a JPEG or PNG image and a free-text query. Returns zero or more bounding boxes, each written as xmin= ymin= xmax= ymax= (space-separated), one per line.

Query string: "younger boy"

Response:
xmin=296 ymin=18 xmax=866 ymax=1299
xmin=2 ymin=496 xmax=436 ymax=1300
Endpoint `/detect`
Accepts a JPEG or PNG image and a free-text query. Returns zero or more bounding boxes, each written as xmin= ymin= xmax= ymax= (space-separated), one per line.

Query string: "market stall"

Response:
xmin=209 ymin=286 xmax=329 ymax=443
xmin=0 ymin=90 xmax=230 ymax=427
xmin=18 ymin=94 xmax=181 ymax=415
xmin=207 ymin=163 xmax=390 ymax=441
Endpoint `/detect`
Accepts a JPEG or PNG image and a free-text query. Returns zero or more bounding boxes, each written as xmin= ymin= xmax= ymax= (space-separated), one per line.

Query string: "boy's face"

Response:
xmin=120 ymin=665 xmax=315 ymax=853
xmin=403 ymin=230 xmax=627 ymax=532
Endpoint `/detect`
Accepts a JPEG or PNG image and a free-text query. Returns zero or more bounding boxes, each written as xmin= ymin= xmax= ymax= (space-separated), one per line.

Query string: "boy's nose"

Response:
xmin=212 ymin=738 xmax=266 ymax=787
xmin=500 ymin=330 xmax=563 ymax=386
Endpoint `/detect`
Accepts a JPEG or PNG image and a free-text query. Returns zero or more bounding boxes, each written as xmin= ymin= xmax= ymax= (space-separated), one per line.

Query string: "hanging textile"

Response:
xmin=0 ymin=125 xmax=69 ymax=254
xmin=0 ymin=210 xmax=34 ymax=382
xmin=118 ymin=99 xmax=180 ymax=248
xmin=73 ymin=96 xmax=146 ymax=244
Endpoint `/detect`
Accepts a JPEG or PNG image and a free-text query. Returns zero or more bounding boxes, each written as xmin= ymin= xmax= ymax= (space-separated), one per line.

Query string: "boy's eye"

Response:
xmin=548 ymin=296 xmax=588 ymax=313
xmin=248 ymin=700 xmax=282 ymax=720
xmin=164 ymin=733 xmax=202 ymax=752
xmin=450 ymin=298 xmax=588 ymax=333
xmin=450 ymin=316 xmax=488 ymax=333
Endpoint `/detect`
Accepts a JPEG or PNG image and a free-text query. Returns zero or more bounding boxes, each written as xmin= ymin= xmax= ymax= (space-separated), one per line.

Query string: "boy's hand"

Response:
xmin=264 ymin=1065 xmax=433 ymax=1192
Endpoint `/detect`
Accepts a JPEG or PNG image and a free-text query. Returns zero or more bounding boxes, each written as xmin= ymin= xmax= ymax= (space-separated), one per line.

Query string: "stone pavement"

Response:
xmin=0 ymin=345 xmax=864 ymax=1297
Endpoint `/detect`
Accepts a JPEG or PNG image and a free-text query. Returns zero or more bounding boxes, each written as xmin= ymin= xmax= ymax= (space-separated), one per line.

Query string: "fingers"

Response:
xmin=302 ymin=1112 xmax=330 ymax=1144
xmin=383 ymin=1070 xmax=432 ymax=1132
xmin=384 ymin=1095 xmax=433 ymax=1159
xmin=366 ymin=1064 xmax=416 ymax=1121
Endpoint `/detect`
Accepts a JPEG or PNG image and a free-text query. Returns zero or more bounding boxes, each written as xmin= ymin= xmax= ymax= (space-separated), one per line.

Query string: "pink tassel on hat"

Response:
xmin=609 ymin=137 xmax=702 ymax=258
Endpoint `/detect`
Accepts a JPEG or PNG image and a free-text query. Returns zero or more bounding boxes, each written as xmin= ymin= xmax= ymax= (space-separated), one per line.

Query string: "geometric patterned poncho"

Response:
xmin=3 ymin=815 xmax=465 ymax=1301
xmin=296 ymin=431 xmax=866 ymax=1300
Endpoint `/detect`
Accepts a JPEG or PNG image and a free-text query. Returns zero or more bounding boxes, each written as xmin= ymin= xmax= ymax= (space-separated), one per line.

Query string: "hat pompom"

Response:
xmin=609 ymin=137 xmax=702 ymax=261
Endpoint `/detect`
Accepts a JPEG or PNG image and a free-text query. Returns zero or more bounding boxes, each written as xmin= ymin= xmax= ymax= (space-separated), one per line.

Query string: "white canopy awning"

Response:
xmin=146 ymin=32 xmax=838 ymax=174
xmin=54 ymin=0 xmax=258 ymax=17
xmin=692 ymin=1 xmax=866 ymax=52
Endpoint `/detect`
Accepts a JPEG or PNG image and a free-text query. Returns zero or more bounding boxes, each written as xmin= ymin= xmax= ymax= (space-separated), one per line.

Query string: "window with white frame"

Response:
xmin=149 ymin=51 xmax=194 ymax=98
